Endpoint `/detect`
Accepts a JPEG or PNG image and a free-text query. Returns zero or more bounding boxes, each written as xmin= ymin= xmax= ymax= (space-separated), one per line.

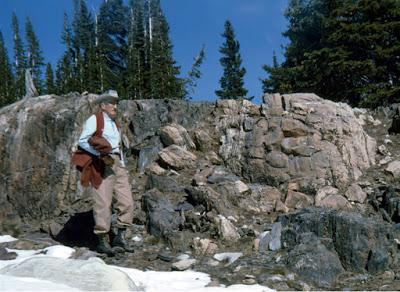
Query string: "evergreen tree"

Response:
xmin=45 ymin=63 xmax=56 ymax=94
xmin=56 ymin=13 xmax=76 ymax=93
xmin=0 ymin=30 xmax=15 ymax=106
xmin=12 ymin=12 xmax=26 ymax=98
xmin=72 ymin=0 xmax=98 ymax=92
xmin=327 ymin=0 xmax=400 ymax=106
xmin=146 ymin=0 xmax=183 ymax=99
xmin=216 ymin=20 xmax=248 ymax=100
xmin=127 ymin=0 xmax=147 ymax=99
xmin=262 ymin=0 xmax=400 ymax=107
xmin=97 ymin=0 xmax=129 ymax=95
xmin=262 ymin=51 xmax=293 ymax=94
xmin=184 ymin=45 xmax=205 ymax=99
xmin=25 ymin=17 xmax=45 ymax=93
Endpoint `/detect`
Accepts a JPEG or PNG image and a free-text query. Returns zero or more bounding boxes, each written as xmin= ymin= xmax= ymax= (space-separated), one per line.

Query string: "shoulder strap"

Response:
xmin=94 ymin=112 xmax=104 ymax=137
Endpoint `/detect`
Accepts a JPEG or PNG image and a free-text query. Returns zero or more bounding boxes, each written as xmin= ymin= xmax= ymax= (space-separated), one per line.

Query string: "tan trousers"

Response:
xmin=93 ymin=154 xmax=133 ymax=234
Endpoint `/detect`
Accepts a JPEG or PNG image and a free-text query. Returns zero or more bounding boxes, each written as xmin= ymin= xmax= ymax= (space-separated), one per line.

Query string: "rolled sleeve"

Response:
xmin=78 ymin=115 xmax=99 ymax=156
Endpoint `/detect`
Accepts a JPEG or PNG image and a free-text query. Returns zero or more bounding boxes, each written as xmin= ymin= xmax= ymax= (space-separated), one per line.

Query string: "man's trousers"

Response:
xmin=93 ymin=154 xmax=133 ymax=234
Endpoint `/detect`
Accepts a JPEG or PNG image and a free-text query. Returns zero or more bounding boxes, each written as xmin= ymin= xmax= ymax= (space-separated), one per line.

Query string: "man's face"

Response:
xmin=100 ymin=102 xmax=118 ymax=119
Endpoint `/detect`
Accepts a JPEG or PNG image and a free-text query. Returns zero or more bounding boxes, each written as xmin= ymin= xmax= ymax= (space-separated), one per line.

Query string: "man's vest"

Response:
xmin=71 ymin=112 xmax=106 ymax=189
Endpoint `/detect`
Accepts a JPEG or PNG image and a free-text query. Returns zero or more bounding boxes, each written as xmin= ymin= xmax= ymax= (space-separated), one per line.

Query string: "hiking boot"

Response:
xmin=96 ymin=234 xmax=115 ymax=256
xmin=112 ymin=228 xmax=135 ymax=253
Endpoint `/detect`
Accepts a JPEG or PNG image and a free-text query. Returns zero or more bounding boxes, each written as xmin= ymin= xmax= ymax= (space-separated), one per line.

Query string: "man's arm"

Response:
xmin=78 ymin=115 xmax=99 ymax=156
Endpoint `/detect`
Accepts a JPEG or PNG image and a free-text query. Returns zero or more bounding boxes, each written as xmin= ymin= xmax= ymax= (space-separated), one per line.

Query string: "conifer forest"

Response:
xmin=0 ymin=0 xmax=399 ymax=108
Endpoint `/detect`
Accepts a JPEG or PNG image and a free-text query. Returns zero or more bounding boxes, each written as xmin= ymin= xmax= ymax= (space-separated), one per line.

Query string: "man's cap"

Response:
xmin=96 ymin=90 xmax=119 ymax=104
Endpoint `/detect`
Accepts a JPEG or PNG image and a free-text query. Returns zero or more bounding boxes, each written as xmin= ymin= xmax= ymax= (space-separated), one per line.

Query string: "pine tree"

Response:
xmin=146 ymin=0 xmax=183 ymax=99
xmin=262 ymin=51 xmax=292 ymax=94
xmin=184 ymin=45 xmax=205 ymax=99
xmin=45 ymin=63 xmax=56 ymax=94
xmin=56 ymin=13 xmax=76 ymax=93
xmin=216 ymin=20 xmax=248 ymax=100
xmin=262 ymin=0 xmax=400 ymax=107
xmin=0 ymin=30 xmax=15 ymax=106
xmin=72 ymin=0 xmax=98 ymax=92
xmin=12 ymin=12 xmax=26 ymax=98
xmin=97 ymin=0 xmax=129 ymax=95
xmin=25 ymin=17 xmax=45 ymax=93
xmin=127 ymin=0 xmax=147 ymax=99
xmin=327 ymin=0 xmax=400 ymax=106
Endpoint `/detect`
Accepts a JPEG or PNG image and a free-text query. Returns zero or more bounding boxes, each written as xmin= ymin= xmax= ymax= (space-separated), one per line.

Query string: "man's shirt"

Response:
xmin=79 ymin=112 xmax=121 ymax=157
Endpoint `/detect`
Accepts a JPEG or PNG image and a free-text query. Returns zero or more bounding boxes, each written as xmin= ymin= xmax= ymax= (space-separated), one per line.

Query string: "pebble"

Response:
xmin=171 ymin=259 xmax=196 ymax=271
xmin=176 ymin=254 xmax=190 ymax=260
xmin=213 ymin=252 xmax=242 ymax=265
xmin=131 ymin=235 xmax=142 ymax=242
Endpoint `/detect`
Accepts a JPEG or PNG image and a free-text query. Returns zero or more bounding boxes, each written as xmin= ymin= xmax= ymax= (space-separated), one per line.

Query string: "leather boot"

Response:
xmin=96 ymin=234 xmax=115 ymax=256
xmin=112 ymin=228 xmax=134 ymax=253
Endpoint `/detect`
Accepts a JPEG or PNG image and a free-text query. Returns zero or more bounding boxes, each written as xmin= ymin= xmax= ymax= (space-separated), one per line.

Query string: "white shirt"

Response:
xmin=78 ymin=112 xmax=122 ymax=157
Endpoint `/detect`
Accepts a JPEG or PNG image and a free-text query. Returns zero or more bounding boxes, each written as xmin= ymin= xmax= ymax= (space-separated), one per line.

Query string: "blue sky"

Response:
xmin=0 ymin=0 xmax=289 ymax=103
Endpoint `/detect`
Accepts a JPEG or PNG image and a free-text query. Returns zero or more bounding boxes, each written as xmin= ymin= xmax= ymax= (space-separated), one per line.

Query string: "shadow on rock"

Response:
xmin=55 ymin=211 xmax=98 ymax=250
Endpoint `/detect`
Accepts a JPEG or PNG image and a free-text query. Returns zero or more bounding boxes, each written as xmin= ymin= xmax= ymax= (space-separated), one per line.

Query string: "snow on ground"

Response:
xmin=0 ymin=235 xmax=17 ymax=243
xmin=0 ymin=235 xmax=273 ymax=292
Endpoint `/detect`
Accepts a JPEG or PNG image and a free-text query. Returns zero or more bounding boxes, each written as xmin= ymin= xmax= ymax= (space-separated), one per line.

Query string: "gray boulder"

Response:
xmin=279 ymin=208 xmax=397 ymax=274
xmin=285 ymin=232 xmax=344 ymax=286
xmin=141 ymin=189 xmax=184 ymax=238
xmin=259 ymin=222 xmax=282 ymax=252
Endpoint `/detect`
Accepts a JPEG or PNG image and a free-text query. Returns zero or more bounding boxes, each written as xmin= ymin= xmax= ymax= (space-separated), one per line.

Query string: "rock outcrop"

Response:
xmin=0 ymin=93 xmax=376 ymax=230
xmin=1 ymin=92 xmax=399 ymax=290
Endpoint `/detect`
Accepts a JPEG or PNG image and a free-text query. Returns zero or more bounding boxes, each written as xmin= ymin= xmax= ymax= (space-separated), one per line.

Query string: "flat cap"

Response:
xmin=95 ymin=90 xmax=119 ymax=104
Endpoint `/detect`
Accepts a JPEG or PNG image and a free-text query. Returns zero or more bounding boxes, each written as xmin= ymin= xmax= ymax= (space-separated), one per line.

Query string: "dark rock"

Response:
xmin=285 ymin=232 xmax=344 ymax=286
xmin=157 ymin=251 xmax=175 ymax=262
xmin=278 ymin=208 xmax=397 ymax=274
xmin=138 ymin=144 xmax=163 ymax=174
xmin=0 ymin=213 xmax=22 ymax=237
xmin=141 ymin=189 xmax=184 ymax=238
xmin=145 ymin=174 xmax=184 ymax=193
xmin=388 ymin=108 xmax=400 ymax=135
xmin=185 ymin=186 xmax=235 ymax=217
xmin=165 ymin=230 xmax=192 ymax=252
xmin=174 ymin=201 xmax=194 ymax=212
xmin=207 ymin=167 xmax=240 ymax=184
xmin=380 ymin=186 xmax=400 ymax=223
xmin=367 ymin=248 xmax=390 ymax=274
xmin=0 ymin=247 xmax=17 ymax=260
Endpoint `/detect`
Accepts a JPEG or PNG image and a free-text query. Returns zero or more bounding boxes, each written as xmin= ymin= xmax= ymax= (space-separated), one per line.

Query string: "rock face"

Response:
xmin=0 ymin=93 xmax=376 ymax=234
xmin=217 ymin=93 xmax=376 ymax=190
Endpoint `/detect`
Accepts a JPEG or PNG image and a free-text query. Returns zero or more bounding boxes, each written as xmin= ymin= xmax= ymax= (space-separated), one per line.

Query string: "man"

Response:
xmin=78 ymin=90 xmax=134 ymax=255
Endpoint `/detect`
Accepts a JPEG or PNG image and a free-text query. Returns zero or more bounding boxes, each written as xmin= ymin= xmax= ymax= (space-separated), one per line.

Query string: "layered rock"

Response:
xmin=216 ymin=93 xmax=376 ymax=192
